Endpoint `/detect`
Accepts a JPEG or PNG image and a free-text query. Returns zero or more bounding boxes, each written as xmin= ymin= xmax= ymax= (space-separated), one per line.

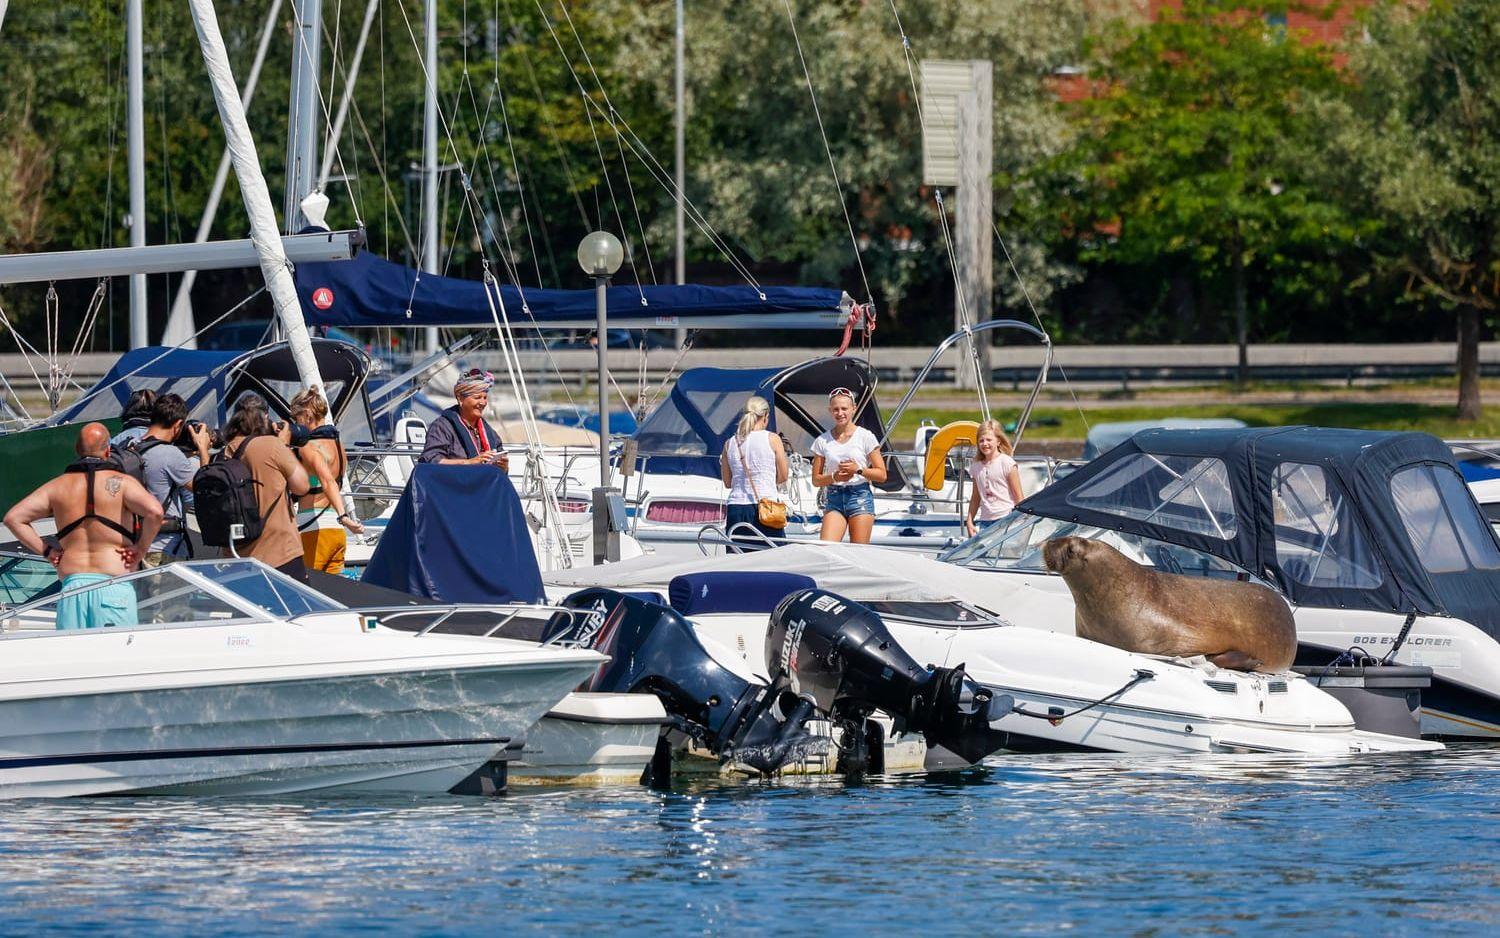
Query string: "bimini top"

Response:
xmin=50 ymin=338 xmax=372 ymax=428
xmin=294 ymin=245 xmax=851 ymax=330
xmin=630 ymin=357 xmax=907 ymax=490
xmin=1013 ymin=426 xmax=1500 ymax=632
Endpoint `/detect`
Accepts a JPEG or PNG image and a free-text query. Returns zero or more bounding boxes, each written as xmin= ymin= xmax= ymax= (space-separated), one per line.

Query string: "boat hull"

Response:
xmin=0 ymin=619 xmax=603 ymax=798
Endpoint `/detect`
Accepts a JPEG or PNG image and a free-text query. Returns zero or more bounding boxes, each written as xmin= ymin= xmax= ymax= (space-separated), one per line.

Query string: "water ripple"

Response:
xmin=0 ymin=749 xmax=1496 ymax=934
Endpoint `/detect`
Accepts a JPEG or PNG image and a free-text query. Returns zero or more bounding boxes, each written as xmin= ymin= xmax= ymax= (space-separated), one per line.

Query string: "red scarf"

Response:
xmin=462 ymin=415 xmax=490 ymax=453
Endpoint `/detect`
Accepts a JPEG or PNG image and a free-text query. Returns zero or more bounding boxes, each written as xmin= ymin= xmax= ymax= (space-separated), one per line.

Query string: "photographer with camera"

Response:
xmin=129 ymin=392 xmax=210 ymax=566
xmin=285 ymin=388 xmax=363 ymax=574
xmin=202 ymin=393 xmax=310 ymax=581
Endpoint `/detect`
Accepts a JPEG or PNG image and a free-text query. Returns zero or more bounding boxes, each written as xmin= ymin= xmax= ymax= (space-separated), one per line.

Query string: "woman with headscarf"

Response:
xmin=419 ymin=368 xmax=510 ymax=470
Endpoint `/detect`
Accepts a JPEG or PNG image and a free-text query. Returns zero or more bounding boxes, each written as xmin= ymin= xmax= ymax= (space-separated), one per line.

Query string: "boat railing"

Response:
xmin=330 ymin=603 xmax=588 ymax=644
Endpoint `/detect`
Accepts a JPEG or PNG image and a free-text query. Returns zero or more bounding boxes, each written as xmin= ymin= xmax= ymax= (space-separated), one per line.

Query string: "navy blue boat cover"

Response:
xmin=295 ymin=247 xmax=848 ymax=329
xmin=362 ymin=464 xmax=544 ymax=604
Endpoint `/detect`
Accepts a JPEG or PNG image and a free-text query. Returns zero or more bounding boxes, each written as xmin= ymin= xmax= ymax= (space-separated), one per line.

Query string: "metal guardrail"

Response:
xmin=14 ymin=342 xmax=1499 ymax=393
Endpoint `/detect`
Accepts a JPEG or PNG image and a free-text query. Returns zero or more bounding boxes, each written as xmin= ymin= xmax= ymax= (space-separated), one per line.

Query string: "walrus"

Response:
xmin=1042 ymin=536 xmax=1297 ymax=673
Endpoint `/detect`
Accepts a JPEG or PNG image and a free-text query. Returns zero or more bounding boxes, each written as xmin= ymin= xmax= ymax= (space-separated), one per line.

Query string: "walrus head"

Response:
xmin=1042 ymin=536 xmax=1092 ymax=575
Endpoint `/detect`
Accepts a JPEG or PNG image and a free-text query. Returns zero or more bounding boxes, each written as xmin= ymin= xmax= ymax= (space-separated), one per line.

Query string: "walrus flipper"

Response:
xmin=1207 ymin=650 xmax=1263 ymax=672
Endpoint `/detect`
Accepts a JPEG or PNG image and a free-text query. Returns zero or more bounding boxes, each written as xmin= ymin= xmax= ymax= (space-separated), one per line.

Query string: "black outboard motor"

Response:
xmin=545 ymin=589 xmax=802 ymax=768
xmin=765 ymin=589 xmax=1008 ymax=771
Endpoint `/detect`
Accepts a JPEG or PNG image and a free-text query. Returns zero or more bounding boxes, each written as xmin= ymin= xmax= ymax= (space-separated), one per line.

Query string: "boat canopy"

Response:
xmin=630 ymin=357 xmax=907 ymax=490
xmin=362 ymin=463 xmax=544 ymax=605
xmin=294 ymin=246 xmax=852 ymax=330
xmin=1008 ymin=426 xmax=1500 ymax=632
xmin=51 ymin=339 xmax=372 ymax=429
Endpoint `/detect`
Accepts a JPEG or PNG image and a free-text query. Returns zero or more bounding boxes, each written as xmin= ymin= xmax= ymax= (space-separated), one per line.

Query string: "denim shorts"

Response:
xmin=823 ymin=483 xmax=875 ymax=518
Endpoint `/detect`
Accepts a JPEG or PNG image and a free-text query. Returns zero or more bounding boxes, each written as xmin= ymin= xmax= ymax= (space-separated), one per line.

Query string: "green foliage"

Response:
xmin=1027 ymin=0 xmax=1369 ymax=353
xmin=1311 ymin=0 xmax=1500 ymax=416
xmin=0 ymin=0 xmax=1100 ymax=348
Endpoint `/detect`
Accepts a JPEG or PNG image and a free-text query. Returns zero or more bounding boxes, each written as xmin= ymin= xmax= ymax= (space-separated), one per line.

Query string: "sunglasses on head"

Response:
xmin=828 ymin=387 xmax=855 ymax=401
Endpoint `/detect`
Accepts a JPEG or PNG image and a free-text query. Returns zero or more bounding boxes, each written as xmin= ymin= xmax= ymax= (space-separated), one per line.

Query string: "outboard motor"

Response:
xmin=545 ymin=589 xmax=803 ymax=767
xmin=765 ymin=589 xmax=1008 ymax=771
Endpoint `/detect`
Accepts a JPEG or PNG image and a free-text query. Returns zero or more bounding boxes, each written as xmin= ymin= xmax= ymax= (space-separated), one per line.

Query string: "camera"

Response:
xmin=176 ymin=419 xmax=224 ymax=453
xmin=274 ymin=420 xmax=312 ymax=448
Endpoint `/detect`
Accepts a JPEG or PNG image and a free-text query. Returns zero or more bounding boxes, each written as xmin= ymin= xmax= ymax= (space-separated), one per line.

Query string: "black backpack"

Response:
xmin=112 ymin=439 xmax=149 ymax=487
xmin=193 ymin=437 xmax=271 ymax=548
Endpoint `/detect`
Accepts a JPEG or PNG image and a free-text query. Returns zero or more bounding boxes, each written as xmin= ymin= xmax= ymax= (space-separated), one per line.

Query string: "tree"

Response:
xmin=605 ymin=0 xmax=1111 ymax=340
xmin=1036 ymin=0 xmax=1359 ymax=383
xmin=1316 ymin=0 xmax=1500 ymax=420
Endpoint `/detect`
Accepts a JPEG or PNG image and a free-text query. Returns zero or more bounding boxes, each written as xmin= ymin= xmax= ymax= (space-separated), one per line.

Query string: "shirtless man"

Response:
xmin=3 ymin=423 xmax=164 ymax=629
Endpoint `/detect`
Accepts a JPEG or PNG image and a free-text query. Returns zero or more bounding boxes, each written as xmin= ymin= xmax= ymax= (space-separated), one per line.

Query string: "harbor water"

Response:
xmin=2 ymin=748 xmax=1496 ymax=934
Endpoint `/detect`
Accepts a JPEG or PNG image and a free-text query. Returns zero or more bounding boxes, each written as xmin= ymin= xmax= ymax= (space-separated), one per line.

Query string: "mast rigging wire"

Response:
xmin=777 ymin=0 xmax=873 ymax=307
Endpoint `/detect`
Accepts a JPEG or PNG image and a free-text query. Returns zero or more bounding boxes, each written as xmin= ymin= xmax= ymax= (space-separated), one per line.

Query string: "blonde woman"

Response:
xmin=720 ymin=396 xmax=789 ymax=549
xmin=811 ymin=388 xmax=887 ymax=543
xmin=288 ymin=389 xmax=364 ymax=574
xmin=964 ymin=419 xmax=1025 ymax=537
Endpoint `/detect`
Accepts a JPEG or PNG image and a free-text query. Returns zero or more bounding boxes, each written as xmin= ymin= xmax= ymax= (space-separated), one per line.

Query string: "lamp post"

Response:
xmin=577 ymin=231 xmax=624 ymax=487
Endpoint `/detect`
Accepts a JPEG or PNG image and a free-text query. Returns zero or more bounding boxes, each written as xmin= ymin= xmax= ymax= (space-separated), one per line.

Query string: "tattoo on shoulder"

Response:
xmin=104 ymin=476 xmax=123 ymax=496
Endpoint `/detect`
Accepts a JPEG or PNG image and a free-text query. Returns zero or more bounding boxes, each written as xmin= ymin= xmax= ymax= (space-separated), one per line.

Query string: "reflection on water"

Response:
xmin=1 ymin=749 xmax=1498 ymax=933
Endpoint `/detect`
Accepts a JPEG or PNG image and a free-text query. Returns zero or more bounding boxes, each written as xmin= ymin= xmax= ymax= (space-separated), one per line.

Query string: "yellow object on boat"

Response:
xmin=923 ymin=420 xmax=980 ymax=491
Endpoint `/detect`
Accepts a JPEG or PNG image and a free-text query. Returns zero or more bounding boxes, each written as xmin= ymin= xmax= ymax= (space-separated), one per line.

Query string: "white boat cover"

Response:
xmin=546 ymin=542 xmax=993 ymax=607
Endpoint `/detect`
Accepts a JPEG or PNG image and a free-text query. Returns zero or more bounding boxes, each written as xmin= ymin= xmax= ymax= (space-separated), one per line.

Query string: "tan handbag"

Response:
xmin=735 ymin=436 xmax=788 ymax=530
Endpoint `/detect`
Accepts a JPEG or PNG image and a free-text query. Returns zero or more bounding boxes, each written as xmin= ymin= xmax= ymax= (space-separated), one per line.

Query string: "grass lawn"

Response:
xmin=887 ymin=401 xmax=1500 ymax=443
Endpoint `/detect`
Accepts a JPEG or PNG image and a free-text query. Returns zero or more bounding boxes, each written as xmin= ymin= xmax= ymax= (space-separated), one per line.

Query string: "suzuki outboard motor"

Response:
xmin=765 ymin=589 xmax=1008 ymax=770
xmin=545 ymin=589 xmax=802 ymax=767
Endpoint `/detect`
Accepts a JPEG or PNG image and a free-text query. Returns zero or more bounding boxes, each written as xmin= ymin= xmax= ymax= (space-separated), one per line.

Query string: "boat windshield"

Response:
xmin=0 ymin=552 xmax=61 ymax=608
xmin=192 ymin=561 xmax=345 ymax=617
xmin=941 ymin=512 xmax=1253 ymax=581
xmin=0 ymin=559 xmax=343 ymax=634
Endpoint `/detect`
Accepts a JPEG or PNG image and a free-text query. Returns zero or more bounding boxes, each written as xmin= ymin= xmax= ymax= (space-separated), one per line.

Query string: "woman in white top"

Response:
xmin=720 ymin=396 xmax=789 ymax=549
xmin=964 ymin=419 xmax=1025 ymax=536
xmin=810 ymin=387 xmax=887 ymax=544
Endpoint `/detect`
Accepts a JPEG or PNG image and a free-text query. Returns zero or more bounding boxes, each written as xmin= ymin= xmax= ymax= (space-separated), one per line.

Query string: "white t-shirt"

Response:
xmin=812 ymin=426 xmax=880 ymax=487
xmin=968 ymin=452 xmax=1019 ymax=520
xmin=724 ymin=430 xmax=781 ymax=505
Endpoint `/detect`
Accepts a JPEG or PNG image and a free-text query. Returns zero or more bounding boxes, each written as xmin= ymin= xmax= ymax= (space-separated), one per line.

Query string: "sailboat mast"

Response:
xmin=422 ymin=0 xmax=440 ymax=353
xmin=673 ymin=0 xmax=686 ymax=348
xmin=285 ymin=0 xmax=322 ymax=232
xmin=126 ymin=0 xmax=147 ymax=349
xmin=187 ymin=0 xmax=328 ymax=400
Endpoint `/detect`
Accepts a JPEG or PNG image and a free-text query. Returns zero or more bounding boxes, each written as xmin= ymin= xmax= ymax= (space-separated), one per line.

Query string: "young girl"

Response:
xmin=811 ymin=388 xmax=887 ymax=543
xmin=719 ymin=396 xmax=789 ymax=549
xmin=964 ymin=419 xmax=1025 ymax=537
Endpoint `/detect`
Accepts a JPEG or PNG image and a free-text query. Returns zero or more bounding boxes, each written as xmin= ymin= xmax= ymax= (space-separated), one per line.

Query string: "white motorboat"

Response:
xmin=0 ymin=558 xmax=604 ymax=798
xmin=546 ymin=547 xmax=1438 ymax=759
xmin=944 ymin=426 xmax=1500 ymax=740
xmin=302 ymin=570 xmax=670 ymax=788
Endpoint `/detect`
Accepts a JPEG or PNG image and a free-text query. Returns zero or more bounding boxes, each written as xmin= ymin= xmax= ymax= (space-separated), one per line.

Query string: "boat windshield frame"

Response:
xmin=0 ymin=558 xmax=346 ymax=636
xmin=941 ymin=511 xmax=1264 ymax=585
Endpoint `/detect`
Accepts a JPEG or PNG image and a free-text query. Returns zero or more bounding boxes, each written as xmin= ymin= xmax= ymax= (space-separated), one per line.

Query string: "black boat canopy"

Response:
xmin=1015 ymin=426 xmax=1500 ymax=633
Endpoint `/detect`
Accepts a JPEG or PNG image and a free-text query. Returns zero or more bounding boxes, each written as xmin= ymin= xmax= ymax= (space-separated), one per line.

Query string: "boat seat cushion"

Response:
xmin=668 ymin=572 xmax=816 ymax=616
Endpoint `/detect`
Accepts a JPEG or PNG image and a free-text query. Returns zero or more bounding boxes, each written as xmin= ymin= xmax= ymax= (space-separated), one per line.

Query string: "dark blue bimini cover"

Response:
xmin=295 ymin=248 xmax=849 ymax=330
xmin=363 ymin=464 xmax=543 ymax=604
xmin=669 ymin=572 xmax=816 ymax=615
xmin=51 ymin=347 xmax=240 ymax=425
xmin=1016 ymin=426 xmax=1500 ymax=637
